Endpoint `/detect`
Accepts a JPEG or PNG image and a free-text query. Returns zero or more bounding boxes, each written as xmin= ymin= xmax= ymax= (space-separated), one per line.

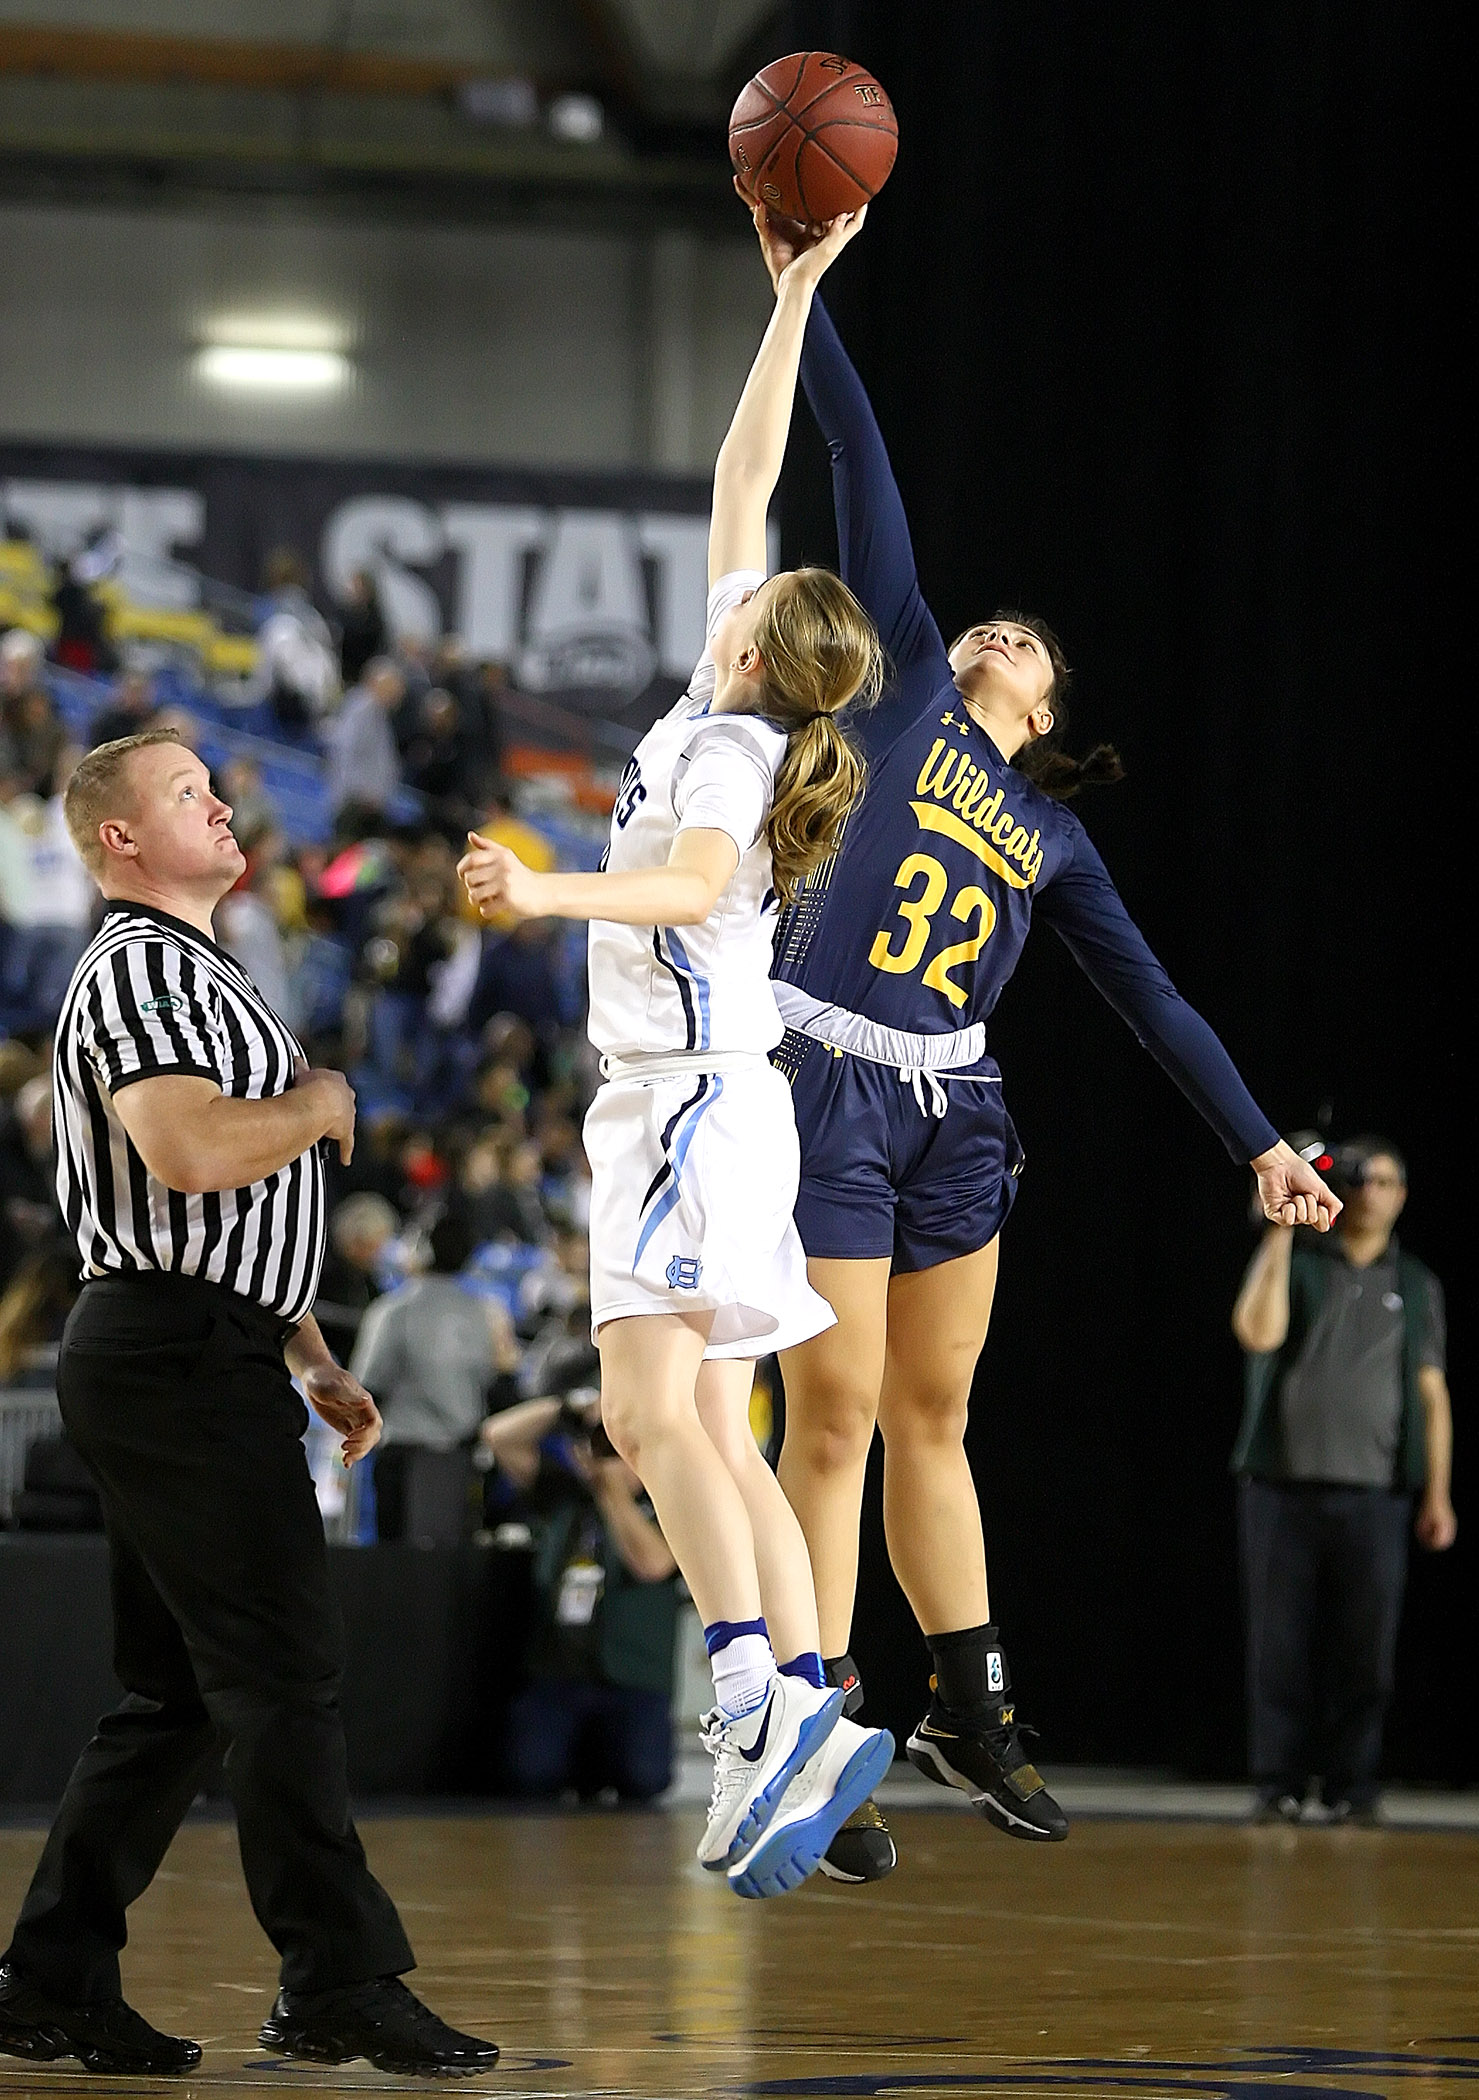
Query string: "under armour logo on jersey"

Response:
xmin=986 ymin=1650 xmax=1005 ymax=1694
xmin=666 ymin=1256 xmax=703 ymax=1291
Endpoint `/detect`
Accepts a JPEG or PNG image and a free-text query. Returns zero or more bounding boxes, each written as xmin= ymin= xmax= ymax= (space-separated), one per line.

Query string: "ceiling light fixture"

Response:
xmin=547 ymin=92 xmax=604 ymax=145
xmin=196 ymin=345 xmax=351 ymax=391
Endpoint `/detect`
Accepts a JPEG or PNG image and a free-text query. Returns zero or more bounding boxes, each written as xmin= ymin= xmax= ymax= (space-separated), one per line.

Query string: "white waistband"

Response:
xmin=599 ymin=1048 xmax=770 ymax=1084
xmin=773 ymin=982 xmax=990 ymax=1074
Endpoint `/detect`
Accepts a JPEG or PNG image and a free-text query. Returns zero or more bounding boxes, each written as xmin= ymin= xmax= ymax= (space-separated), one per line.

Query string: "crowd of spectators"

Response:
xmin=1 ymin=554 xmax=682 ymax=1799
xmin=1 ymin=572 xmax=592 ymax=1374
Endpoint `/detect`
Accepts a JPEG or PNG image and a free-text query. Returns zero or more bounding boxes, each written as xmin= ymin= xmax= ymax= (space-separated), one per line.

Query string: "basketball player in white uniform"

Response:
xmin=460 ymin=209 xmax=894 ymax=1899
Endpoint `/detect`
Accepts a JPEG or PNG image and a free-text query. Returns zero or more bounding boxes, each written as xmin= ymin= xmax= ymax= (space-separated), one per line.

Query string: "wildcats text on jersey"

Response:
xmin=914 ymin=718 xmax=1045 ymax=887
xmin=860 ymin=714 xmax=1050 ymax=1012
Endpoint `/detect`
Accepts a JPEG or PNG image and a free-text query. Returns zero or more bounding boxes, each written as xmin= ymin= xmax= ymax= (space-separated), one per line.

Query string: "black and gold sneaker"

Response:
xmin=819 ymin=1795 xmax=899 ymax=1882
xmin=906 ymin=1682 xmax=1068 ymax=1842
xmin=817 ymin=1650 xmax=899 ymax=1882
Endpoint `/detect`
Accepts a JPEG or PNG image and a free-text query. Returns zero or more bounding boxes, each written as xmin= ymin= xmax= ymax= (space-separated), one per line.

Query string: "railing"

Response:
xmin=0 ymin=1389 xmax=64 ymax=1526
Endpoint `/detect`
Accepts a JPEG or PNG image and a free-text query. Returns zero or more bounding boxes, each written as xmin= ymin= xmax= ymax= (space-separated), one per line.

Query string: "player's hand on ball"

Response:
xmin=302 ymin=1363 xmax=382 ymax=1466
xmin=806 ymin=204 xmax=866 ymax=269
xmin=740 ymin=182 xmax=809 ymax=288
xmin=459 ymin=833 xmax=542 ymax=920
xmin=1250 ymin=1140 xmax=1342 ymax=1232
xmin=741 ymin=183 xmax=865 ymax=289
xmin=781 ymin=206 xmax=866 ymax=289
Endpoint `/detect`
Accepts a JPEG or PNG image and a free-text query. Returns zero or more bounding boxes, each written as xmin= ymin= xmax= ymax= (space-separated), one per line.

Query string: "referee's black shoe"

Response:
xmin=906 ymin=1697 xmax=1069 ymax=1842
xmin=259 ymin=1976 xmax=499 ymax=2077
xmin=0 ymin=1962 xmax=202 ymax=2075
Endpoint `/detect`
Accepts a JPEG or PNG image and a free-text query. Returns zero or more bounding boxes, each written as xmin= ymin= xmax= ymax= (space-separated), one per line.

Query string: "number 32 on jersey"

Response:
xmin=868 ymin=852 xmax=997 ymax=1009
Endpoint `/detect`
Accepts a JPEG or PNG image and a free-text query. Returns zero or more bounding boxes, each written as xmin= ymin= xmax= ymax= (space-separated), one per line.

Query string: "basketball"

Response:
xmin=728 ymin=51 xmax=898 ymax=228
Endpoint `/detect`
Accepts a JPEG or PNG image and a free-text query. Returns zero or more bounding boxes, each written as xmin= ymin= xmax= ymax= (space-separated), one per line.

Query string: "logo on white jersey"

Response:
xmin=614 ymin=758 xmax=647 ymax=830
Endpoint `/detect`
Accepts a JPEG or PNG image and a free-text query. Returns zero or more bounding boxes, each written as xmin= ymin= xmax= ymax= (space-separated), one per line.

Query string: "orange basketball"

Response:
xmin=729 ymin=50 xmax=898 ymax=228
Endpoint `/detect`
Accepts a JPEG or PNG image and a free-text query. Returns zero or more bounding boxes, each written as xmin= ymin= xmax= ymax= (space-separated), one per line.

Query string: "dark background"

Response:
xmin=778 ymin=1 xmax=1467 ymax=1780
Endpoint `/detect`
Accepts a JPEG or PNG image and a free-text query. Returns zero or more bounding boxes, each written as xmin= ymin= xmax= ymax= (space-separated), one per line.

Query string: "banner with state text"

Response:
xmin=0 ymin=441 xmax=776 ymax=736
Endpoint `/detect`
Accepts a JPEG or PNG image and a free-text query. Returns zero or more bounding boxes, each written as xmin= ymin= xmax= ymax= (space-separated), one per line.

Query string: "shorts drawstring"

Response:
xmin=898 ymin=1065 xmax=948 ymax=1119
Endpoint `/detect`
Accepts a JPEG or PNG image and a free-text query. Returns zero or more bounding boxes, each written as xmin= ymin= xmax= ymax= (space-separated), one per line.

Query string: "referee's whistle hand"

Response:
xmin=293 ymin=1057 xmax=357 ymax=1165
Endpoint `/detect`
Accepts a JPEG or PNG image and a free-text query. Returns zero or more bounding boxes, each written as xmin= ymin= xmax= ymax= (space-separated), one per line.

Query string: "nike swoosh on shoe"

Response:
xmin=738 ymin=1697 xmax=774 ymax=1764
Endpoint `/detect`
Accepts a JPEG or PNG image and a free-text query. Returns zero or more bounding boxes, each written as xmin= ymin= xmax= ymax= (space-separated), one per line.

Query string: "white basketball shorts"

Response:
xmin=584 ymin=1056 xmax=836 ymax=1357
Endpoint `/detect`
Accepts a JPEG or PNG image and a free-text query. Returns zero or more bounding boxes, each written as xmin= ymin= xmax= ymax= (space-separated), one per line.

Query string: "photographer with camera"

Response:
xmin=1231 ymin=1136 xmax=1455 ymax=1822
xmin=481 ymin=1389 xmax=679 ymax=1803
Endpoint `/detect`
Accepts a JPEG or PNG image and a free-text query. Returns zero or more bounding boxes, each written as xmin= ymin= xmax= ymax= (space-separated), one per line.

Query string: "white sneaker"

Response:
xmin=696 ymin=1678 xmax=845 ymax=1871
xmin=726 ymin=1714 xmax=895 ymax=1899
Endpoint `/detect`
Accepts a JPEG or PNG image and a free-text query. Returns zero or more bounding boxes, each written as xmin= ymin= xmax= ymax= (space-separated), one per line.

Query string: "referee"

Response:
xmin=0 ymin=731 xmax=498 ymax=2079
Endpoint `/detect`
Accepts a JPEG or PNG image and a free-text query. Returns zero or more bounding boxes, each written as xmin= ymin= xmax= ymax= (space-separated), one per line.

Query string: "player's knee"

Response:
xmin=879 ymin=1376 xmax=970 ymax=1447
xmin=784 ymin=1383 xmax=876 ymax=1476
xmin=599 ymin=1389 xmax=646 ymax=1466
xmin=720 ymin=1431 xmax=765 ymax=1487
xmin=600 ymin=1381 xmax=688 ymax=1467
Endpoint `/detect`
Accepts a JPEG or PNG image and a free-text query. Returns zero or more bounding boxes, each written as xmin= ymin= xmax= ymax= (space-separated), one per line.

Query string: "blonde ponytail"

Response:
xmin=752 ymin=567 xmax=881 ymax=904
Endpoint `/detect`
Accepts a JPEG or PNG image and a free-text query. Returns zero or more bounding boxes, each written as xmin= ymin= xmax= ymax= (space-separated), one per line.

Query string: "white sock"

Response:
xmin=711 ymin=1633 xmax=777 ymax=1721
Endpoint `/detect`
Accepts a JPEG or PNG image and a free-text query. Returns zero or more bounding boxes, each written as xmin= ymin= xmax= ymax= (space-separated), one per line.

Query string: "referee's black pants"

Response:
xmin=3 ymin=1273 xmax=414 ymax=2004
xmin=1239 ymin=1476 xmax=1411 ymax=1809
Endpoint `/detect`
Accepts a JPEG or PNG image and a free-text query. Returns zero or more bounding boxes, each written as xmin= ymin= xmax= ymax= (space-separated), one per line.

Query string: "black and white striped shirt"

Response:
xmin=52 ymin=903 xmax=326 ymax=1326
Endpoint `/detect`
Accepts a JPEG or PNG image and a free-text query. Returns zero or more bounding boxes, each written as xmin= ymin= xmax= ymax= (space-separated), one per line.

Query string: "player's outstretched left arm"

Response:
xmin=1035 ymin=826 xmax=1340 ymax=1227
xmin=459 ymin=826 xmax=738 ymax=929
xmin=708 ymin=205 xmax=865 ymax=585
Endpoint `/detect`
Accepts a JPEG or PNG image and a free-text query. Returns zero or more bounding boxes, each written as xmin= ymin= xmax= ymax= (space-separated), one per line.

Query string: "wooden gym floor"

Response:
xmin=1 ymin=1804 xmax=1476 ymax=2098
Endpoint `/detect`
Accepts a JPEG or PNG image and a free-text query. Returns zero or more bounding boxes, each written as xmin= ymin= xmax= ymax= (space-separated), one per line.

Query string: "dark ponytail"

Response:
xmin=953 ymin=610 xmax=1125 ymax=802
xmin=1016 ymin=734 xmax=1125 ymax=801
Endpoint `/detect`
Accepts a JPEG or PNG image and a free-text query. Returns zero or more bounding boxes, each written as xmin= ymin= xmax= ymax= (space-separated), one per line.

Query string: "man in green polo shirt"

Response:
xmin=1231 ymin=1136 xmax=1455 ymax=1822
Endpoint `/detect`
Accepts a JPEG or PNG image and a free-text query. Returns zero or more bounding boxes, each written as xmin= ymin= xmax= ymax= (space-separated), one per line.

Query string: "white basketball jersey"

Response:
xmin=587 ymin=569 xmax=789 ymax=1063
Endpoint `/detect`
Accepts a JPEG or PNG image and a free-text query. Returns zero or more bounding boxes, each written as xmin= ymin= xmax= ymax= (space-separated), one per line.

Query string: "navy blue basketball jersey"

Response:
xmin=774 ymin=299 xmax=1278 ymax=1165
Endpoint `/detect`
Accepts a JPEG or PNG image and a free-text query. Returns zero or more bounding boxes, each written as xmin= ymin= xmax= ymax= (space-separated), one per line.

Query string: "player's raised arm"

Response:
xmin=709 ymin=205 xmax=865 ymax=587
xmin=749 ymin=205 xmax=945 ymax=685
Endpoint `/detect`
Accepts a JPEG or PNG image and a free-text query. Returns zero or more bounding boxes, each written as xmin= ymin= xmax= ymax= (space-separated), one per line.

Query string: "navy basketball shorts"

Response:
xmin=781 ymin=1032 xmax=1025 ymax=1273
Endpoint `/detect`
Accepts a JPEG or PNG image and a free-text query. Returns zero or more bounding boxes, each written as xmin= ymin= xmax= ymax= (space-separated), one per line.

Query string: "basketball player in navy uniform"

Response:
xmin=741 ymin=201 xmax=1339 ymax=1881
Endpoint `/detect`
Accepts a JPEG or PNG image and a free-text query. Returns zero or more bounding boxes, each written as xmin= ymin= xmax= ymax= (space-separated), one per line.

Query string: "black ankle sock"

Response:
xmin=928 ymin=1623 xmax=1009 ymax=1715
xmin=824 ymin=1651 xmax=865 ymax=1718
